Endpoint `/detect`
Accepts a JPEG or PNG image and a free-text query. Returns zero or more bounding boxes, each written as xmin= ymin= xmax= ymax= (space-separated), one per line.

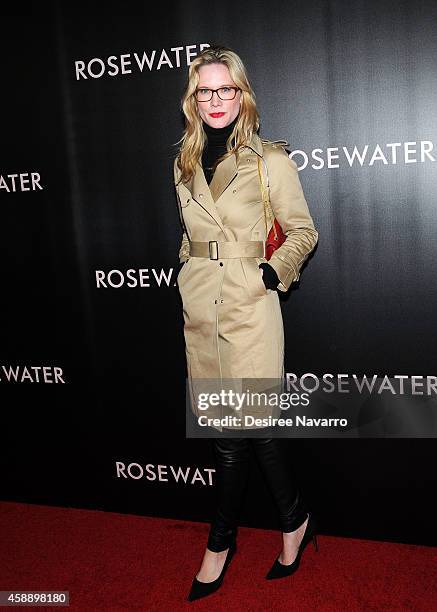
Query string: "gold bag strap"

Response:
xmin=257 ymin=154 xmax=278 ymax=240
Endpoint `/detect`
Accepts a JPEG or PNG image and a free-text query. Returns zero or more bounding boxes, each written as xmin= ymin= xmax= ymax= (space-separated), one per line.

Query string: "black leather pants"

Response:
xmin=207 ymin=436 xmax=309 ymax=552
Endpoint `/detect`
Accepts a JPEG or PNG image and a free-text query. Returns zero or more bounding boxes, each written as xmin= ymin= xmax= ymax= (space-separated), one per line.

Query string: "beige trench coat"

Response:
xmin=174 ymin=132 xmax=318 ymax=431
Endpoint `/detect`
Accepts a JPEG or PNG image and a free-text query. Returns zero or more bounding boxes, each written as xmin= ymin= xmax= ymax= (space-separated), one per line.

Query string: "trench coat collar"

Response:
xmin=244 ymin=131 xmax=264 ymax=157
xmin=187 ymin=132 xmax=263 ymax=234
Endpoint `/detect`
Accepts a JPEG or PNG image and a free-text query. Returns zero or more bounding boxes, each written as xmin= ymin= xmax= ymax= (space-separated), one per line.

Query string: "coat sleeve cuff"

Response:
xmin=267 ymin=255 xmax=300 ymax=292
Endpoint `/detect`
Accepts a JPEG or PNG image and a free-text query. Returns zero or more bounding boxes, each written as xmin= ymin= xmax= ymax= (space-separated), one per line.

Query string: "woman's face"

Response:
xmin=196 ymin=63 xmax=242 ymax=129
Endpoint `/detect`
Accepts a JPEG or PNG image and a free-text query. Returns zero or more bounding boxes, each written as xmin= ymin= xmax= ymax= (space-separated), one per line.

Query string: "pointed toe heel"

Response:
xmin=187 ymin=540 xmax=237 ymax=602
xmin=265 ymin=512 xmax=318 ymax=580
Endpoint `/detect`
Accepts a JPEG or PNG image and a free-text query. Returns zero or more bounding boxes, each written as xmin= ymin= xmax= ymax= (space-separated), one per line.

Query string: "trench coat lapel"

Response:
xmin=186 ymin=132 xmax=264 ymax=232
xmin=185 ymin=164 xmax=222 ymax=232
xmin=208 ymin=152 xmax=237 ymax=203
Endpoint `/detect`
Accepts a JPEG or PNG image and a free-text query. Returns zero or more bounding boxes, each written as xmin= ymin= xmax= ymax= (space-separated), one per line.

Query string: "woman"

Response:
xmin=173 ymin=45 xmax=319 ymax=602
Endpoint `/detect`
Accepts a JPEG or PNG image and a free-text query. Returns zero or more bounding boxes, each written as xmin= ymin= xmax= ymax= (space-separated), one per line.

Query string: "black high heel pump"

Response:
xmin=187 ymin=539 xmax=237 ymax=601
xmin=265 ymin=512 xmax=318 ymax=580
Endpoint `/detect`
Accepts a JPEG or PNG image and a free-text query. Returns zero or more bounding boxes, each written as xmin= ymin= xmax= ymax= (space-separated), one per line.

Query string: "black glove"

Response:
xmin=259 ymin=262 xmax=280 ymax=290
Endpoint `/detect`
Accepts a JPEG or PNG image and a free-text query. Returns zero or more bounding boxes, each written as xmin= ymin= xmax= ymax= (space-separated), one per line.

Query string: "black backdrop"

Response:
xmin=2 ymin=0 xmax=437 ymax=546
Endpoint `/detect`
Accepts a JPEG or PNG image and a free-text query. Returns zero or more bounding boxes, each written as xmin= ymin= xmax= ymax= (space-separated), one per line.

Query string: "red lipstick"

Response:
xmin=209 ymin=112 xmax=225 ymax=118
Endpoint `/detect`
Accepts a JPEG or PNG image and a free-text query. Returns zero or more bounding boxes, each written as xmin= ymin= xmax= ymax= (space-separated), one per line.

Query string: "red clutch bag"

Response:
xmin=257 ymin=155 xmax=286 ymax=261
xmin=265 ymin=218 xmax=286 ymax=261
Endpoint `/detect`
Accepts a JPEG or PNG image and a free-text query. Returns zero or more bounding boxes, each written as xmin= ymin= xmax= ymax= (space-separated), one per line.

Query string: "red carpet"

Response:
xmin=1 ymin=501 xmax=436 ymax=611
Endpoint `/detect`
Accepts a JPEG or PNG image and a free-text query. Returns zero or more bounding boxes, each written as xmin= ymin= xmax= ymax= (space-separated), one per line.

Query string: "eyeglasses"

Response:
xmin=195 ymin=86 xmax=240 ymax=102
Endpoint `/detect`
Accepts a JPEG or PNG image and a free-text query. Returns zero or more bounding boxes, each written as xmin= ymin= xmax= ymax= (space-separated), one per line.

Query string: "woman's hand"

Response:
xmin=259 ymin=263 xmax=280 ymax=290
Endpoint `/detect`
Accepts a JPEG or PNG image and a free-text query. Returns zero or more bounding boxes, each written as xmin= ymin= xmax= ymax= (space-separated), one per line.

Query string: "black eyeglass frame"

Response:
xmin=195 ymin=86 xmax=241 ymax=102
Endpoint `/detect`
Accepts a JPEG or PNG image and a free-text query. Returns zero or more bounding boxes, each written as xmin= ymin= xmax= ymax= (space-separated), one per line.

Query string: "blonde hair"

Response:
xmin=174 ymin=45 xmax=260 ymax=185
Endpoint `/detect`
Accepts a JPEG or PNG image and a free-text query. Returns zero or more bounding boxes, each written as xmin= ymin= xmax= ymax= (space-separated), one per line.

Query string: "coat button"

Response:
xmin=232 ymin=188 xmax=237 ymax=193
xmin=199 ymin=193 xmax=204 ymax=198
xmin=219 ymin=262 xmax=223 ymax=266
xmin=220 ymin=299 xmax=224 ymax=303
xmin=214 ymin=299 xmax=218 ymax=304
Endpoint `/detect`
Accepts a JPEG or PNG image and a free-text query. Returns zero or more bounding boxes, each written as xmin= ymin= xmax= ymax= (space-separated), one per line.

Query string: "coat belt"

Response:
xmin=189 ymin=240 xmax=266 ymax=259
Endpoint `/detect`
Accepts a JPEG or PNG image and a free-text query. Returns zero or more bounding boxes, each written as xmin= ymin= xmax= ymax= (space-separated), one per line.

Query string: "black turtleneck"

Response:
xmin=201 ymin=115 xmax=238 ymax=184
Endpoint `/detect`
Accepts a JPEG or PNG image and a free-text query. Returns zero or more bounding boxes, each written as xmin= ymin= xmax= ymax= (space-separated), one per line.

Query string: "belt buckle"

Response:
xmin=209 ymin=240 xmax=219 ymax=260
